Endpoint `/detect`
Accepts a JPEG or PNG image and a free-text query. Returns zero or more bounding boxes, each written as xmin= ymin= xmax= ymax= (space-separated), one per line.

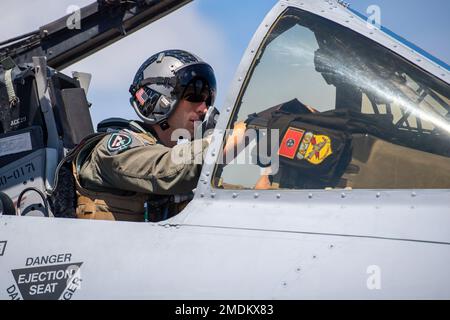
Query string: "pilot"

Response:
xmin=72 ymin=49 xmax=240 ymax=222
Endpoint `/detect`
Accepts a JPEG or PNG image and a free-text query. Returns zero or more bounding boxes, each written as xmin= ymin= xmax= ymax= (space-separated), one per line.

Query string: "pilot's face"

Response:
xmin=168 ymin=99 xmax=208 ymax=138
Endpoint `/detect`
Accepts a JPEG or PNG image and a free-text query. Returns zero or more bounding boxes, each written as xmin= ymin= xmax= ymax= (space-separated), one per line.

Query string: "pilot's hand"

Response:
xmin=255 ymin=175 xmax=271 ymax=190
xmin=254 ymin=167 xmax=278 ymax=190
xmin=223 ymin=121 xmax=247 ymax=161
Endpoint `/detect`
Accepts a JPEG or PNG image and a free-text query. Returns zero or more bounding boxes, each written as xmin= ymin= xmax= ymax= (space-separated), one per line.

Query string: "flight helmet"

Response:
xmin=129 ymin=49 xmax=217 ymax=130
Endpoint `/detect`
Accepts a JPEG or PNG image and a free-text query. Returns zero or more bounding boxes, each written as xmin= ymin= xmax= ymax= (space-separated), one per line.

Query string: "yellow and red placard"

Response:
xmin=302 ymin=134 xmax=333 ymax=165
xmin=279 ymin=127 xmax=333 ymax=165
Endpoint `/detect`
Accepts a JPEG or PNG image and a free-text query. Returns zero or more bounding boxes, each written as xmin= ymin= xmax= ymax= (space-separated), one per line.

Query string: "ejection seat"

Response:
xmin=0 ymin=57 xmax=94 ymax=217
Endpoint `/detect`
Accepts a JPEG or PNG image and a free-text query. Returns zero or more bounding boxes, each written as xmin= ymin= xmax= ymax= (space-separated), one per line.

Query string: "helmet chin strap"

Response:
xmin=158 ymin=97 xmax=182 ymax=131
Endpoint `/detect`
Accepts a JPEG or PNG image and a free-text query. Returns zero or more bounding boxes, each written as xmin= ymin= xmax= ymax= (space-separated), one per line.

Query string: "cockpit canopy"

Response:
xmin=215 ymin=7 xmax=450 ymax=190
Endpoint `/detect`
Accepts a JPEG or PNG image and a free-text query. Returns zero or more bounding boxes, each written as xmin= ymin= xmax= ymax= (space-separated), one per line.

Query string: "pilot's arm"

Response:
xmin=222 ymin=121 xmax=249 ymax=163
xmin=79 ymin=133 xmax=210 ymax=195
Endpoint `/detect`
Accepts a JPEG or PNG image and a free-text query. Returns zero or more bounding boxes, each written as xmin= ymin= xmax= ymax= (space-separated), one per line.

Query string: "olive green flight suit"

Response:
xmin=74 ymin=129 xmax=209 ymax=222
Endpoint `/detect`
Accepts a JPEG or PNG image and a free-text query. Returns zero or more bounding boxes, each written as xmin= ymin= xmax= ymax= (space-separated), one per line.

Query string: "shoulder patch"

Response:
xmin=107 ymin=133 xmax=133 ymax=153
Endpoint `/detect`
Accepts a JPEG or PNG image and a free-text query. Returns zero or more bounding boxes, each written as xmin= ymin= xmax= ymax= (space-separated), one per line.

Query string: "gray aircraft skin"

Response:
xmin=1 ymin=0 xmax=450 ymax=300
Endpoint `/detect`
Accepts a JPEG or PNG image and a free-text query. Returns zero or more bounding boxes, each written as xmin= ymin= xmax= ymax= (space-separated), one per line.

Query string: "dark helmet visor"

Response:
xmin=174 ymin=62 xmax=217 ymax=106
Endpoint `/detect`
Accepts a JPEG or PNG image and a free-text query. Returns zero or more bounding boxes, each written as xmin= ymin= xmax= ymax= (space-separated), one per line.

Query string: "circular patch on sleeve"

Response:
xmin=107 ymin=133 xmax=133 ymax=153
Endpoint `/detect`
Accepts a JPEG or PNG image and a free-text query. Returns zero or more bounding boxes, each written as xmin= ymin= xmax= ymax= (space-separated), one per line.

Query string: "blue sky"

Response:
xmin=196 ymin=0 xmax=450 ymax=63
xmin=1 ymin=0 xmax=449 ymax=127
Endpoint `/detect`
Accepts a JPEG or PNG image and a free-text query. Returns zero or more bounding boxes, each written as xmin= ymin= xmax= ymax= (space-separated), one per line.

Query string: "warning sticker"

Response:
xmin=5 ymin=253 xmax=83 ymax=300
xmin=0 ymin=132 xmax=32 ymax=157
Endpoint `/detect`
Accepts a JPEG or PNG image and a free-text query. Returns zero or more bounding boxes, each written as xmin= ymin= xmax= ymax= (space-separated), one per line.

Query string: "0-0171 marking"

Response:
xmin=0 ymin=163 xmax=35 ymax=187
